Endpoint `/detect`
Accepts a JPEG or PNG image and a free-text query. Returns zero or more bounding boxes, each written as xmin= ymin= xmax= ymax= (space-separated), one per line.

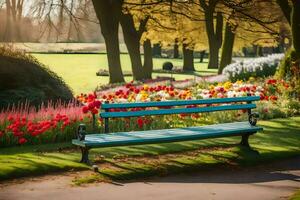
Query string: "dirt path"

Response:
xmin=1 ymin=157 xmax=300 ymax=200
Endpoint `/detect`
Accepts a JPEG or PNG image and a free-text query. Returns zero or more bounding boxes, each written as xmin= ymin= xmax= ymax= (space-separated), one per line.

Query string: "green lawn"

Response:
xmin=31 ymin=53 xmax=216 ymax=94
xmin=0 ymin=117 xmax=299 ymax=182
xmin=290 ymin=190 xmax=300 ymax=200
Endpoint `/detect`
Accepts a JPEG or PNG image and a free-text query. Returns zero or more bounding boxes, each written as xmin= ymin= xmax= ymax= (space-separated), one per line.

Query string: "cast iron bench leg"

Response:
xmin=80 ymin=147 xmax=91 ymax=165
xmin=240 ymin=134 xmax=250 ymax=147
xmin=240 ymin=133 xmax=259 ymax=154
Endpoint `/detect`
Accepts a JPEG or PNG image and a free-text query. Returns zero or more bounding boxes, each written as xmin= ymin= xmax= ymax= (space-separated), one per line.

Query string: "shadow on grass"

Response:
xmin=94 ymin=146 xmax=300 ymax=184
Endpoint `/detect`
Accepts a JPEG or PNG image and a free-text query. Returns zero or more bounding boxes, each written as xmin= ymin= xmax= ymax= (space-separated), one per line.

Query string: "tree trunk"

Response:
xmin=200 ymin=50 xmax=205 ymax=63
xmin=91 ymin=0 xmax=124 ymax=83
xmin=205 ymin=10 xmax=223 ymax=69
xmin=174 ymin=39 xmax=179 ymax=58
xmin=120 ymin=13 xmax=144 ymax=81
xmin=105 ymin=32 xmax=125 ymax=83
xmin=208 ymin=43 xmax=219 ymax=69
xmin=152 ymin=43 xmax=161 ymax=57
xmin=143 ymin=39 xmax=153 ymax=79
xmin=276 ymin=0 xmax=292 ymax=25
xmin=182 ymin=44 xmax=195 ymax=71
xmin=292 ymin=0 xmax=300 ymax=57
xmin=219 ymin=23 xmax=236 ymax=74
xmin=67 ymin=0 xmax=74 ymax=41
xmin=3 ymin=0 xmax=12 ymax=41
xmin=256 ymin=46 xmax=263 ymax=57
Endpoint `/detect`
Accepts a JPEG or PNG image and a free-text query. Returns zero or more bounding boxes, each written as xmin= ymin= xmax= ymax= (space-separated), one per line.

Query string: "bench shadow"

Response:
xmin=148 ymin=162 xmax=300 ymax=184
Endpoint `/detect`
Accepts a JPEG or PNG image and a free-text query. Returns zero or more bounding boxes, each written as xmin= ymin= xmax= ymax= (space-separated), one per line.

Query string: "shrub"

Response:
xmin=0 ymin=46 xmax=73 ymax=109
xmin=222 ymin=54 xmax=284 ymax=81
xmin=162 ymin=62 xmax=173 ymax=71
xmin=276 ymin=49 xmax=300 ymax=99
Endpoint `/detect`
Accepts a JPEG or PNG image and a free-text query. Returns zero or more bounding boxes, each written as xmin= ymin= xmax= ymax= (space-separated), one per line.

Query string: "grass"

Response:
xmin=290 ymin=190 xmax=300 ymax=200
xmin=0 ymin=117 xmax=299 ymax=183
xmin=31 ymin=53 xmax=216 ymax=94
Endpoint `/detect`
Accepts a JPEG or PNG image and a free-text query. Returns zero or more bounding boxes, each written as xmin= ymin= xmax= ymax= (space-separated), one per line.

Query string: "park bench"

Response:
xmin=72 ymin=96 xmax=262 ymax=164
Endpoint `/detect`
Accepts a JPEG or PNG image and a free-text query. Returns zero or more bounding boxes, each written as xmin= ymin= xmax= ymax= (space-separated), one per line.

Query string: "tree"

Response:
xmin=218 ymin=0 xmax=284 ymax=73
xmin=291 ymin=0 xmax=300 ymax=57
xmin=120 ymin=12 xmax=145 ymax=80
xmin=3 ymin=0 xmax=24 ymax=41
xmin=91 ymin=0 xmax=125 ymax=83
xmin=219 ymin=22 xmax=236 ymax=74
xmin=121 ymin=0 xmax=158 ymax=80
xmin=182 ymin=43 xmax=195 ymax=71
xmin=173 ymin=38 xmax=179 ymax=58
xmin=143 ymin=39 xmax=153 ymax=79
xmin=199 ymin=0 xmax=223 ymax=69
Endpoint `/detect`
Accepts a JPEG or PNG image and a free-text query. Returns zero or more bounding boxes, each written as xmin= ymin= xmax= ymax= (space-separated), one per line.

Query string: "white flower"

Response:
xmin=222 ymin=54 xmax=284 ymax=79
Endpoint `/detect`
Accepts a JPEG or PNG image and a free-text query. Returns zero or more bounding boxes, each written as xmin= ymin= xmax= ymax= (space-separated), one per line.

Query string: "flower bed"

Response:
xmin=222 ymin=54 xmax=285 ymax=81
xmin=0 ymin=101 xmax=85 ymax=147
xmin=0 ymin=77 xmax=299 ymax=147
xmin=77 ymin=78 xmax=298 ymax=134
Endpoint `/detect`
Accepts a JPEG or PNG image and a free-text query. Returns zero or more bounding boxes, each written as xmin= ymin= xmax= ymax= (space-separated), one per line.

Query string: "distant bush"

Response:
xmin=96 ymin=69 xmax=132 ymax=76
xmin=162 ymin=62 xmax=173 ymax=71
xmin=222 ymin=54 xmax=284 ymax=81
xmin=0 ymin=46 xmax=73 ymax=109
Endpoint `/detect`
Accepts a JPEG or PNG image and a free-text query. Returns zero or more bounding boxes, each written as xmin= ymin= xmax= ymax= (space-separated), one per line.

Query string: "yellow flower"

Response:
xmin=209 ymin=85 xmax=215 ymax=90
xmin=224 ymin=81 xmax=232 ymax=89
xmin=143 ymin=85 xmax=148 ymax=91
xmin=249 ymin=77 xmax=255 ymax=82
xmin=236 ymin=80 xmax=243 ymax=85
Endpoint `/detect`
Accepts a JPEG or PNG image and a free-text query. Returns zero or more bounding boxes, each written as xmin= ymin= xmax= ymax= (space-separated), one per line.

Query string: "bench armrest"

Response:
xmin=77 ymin=124 xmax=87 ymax=141
xmin=248 ymin=112 xmax=259 ymax=126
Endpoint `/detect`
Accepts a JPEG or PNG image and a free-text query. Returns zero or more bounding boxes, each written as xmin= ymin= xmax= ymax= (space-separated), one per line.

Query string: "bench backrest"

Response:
xmin=100 ymin=96 xmax=260 ymax=119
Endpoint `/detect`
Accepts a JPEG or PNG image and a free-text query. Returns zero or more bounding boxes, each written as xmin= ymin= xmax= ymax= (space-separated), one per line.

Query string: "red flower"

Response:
xmin=82 ymin=106 xmax=89 ymax=114
xmin=269 ymin=95 xmax=278 ymax=101
xmin=125 ymin=83 xmax=133 ymax=88
xmin=0 ymin=131 xmax=4 ymax=137
xmin=134 ymin=89 xmax=140 ymax=94
xmin=8 ymin=116 xmax=14 ymax=122
xmin=88 ymin=102 xmax=95 ymax=110
xmin=91 ymin=108 xmax=98 ymax=115
xmin=18 ymin=138 xmax=27 ymax=145
xmin=260 ymin=94 xmax=265 ymax=100
xmin=264 ymin=95 xmax=269 ymax=101
xmin=94 ymin=100 xmax=102 ymax=108
xmin=267 ymin=79 xmax=277 ymax=85
xmin=137 ymin=117 xmax=144 ymax=128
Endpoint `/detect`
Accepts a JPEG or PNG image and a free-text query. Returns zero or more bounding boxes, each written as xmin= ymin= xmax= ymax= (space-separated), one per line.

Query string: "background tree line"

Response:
xmin=0 ymin=0 xmax=298 ymax=83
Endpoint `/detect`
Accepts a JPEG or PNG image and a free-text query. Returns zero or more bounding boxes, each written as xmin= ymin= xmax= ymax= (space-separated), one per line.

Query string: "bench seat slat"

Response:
xmin=100 ymin=103 xmax=256 ymax=118
xmin=101 ymin=96 xmax=260 ymax=109
xmin=72 ymin=122 xmax=262 ymax=148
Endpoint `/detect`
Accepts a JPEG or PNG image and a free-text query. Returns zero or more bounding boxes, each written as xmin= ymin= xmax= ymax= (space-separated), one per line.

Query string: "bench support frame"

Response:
xmin=80 ymin=147 xmax=91 ymax=165
xmin=240 ymin=133 xmax=259 ymax=154
xmin=240 ymin=134 xmax=250 ymax=147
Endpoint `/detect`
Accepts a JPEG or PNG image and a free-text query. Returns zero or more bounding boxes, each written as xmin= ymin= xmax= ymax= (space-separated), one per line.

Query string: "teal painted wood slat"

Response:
xmin=100 ymin=103 xmax=256 ymax=118
xmin=101 ymin=96 xmax=260 ymax=109
xmin=72 ymin=122 xmax=263 ymax=148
